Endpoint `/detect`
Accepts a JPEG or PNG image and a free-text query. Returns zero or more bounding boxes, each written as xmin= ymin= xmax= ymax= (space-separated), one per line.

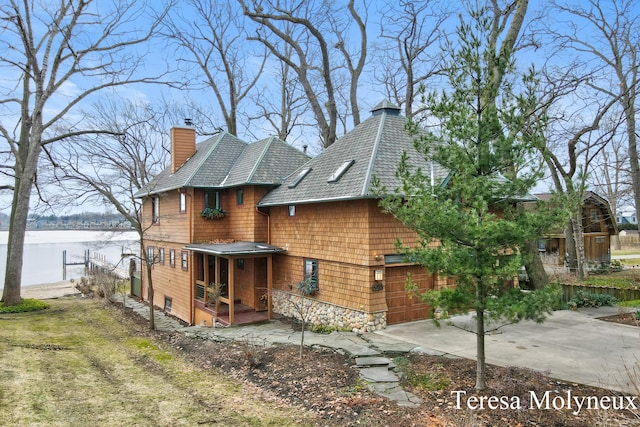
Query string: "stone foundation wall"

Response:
xmin=272 ymin=290 xmax=386 ymax=333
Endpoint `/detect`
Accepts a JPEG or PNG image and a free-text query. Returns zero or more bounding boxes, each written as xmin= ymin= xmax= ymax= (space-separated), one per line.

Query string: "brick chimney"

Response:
xmin=170 ymin=120 xmax=196 ymax=173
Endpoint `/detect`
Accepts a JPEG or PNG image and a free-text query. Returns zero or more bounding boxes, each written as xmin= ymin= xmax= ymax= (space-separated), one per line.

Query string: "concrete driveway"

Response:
xmin=375 ymin=307 xmax=640 ymax=394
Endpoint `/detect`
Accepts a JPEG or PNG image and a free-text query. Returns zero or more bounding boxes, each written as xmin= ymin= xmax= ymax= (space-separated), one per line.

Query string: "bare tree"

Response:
xmin=376 ymin=0 xmax=451 ymax=120
xmin=588 ymin=116 xmax=631 ymax=249
xmin=247 ymin=42 xmax=313 ymax=144
xmin=239 ymin=0 xmax=368 ymax=148
xmin=52 ymin=99 xmax=170 ymax=329
xmin=162 ymin=0 xmax=265 ymax=137
xmin=549 ymin=0 xmax=640 ymax=234
xmin=536 ymin=74 xmax=619 ymax=279
xmin=0 ymin=0 xmax=171 ymax=306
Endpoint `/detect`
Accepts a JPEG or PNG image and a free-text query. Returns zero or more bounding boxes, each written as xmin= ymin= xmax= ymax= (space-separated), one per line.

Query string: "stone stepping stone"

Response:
xmin=368 ymin=383 xmax=423 ymax=408
xmin=359 ymin=366 xmax=399 ymax=382
xmin=355 ymin=356 xmax=392 ymax=367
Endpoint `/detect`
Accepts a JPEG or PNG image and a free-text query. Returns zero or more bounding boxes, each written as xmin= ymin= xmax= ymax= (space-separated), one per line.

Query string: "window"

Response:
xmin=288 ymin=205 xmax=296 ymax=217
xmin=236 ymin=188 xmax=244 ymax=205
xmin=147 ymin=247 xmax=154 ymax=266
xmin=328 ymin=160 xmax=355 ymax=183
xmin=169 ymin=249 xmax=175 ymax=268
xmin=591 ymin=210 xmax=600 ymax=221
xmin=152 ymin=196 xmax=160 ymax=224
xmin=158 ymin=248 xmax=165 ymax=265
xmin=164 ymin=296 xmax=172 ymax=312
xmin=236 ymin=258 xmax=245 ymax=270
xmin=288 ymin=168 xmax=312 ymax=188
xmin=304 ymin=258 xmax=318 ymax=287
xmin=179 ymin=192 xmax=186 ymax=213
xmin=195 ymin=284 xmax=205 ymax=301
xmin=181 ymin=251 xmax=188 ymax=271
xmin=204 ymin=190 xmax=220 ymax=209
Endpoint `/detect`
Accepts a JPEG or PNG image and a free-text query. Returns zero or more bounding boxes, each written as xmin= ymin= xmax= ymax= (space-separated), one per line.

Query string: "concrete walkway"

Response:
xmin=377 ymin=307 xmax=640 ymax=394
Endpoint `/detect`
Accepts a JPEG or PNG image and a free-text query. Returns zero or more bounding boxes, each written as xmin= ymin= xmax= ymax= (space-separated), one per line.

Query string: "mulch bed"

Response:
xmin=106 ymin=298 xmax=640 ymax=427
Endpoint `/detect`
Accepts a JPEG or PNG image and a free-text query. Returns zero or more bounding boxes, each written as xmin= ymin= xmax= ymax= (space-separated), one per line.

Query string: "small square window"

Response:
xmin=164 ymin=296 xmax=172 ymax=312
xmin=158 ymin=248 xmax=165 ymax=265
xmin=181 ymin=251 xmax=188 ymax=271
xmin=237 ymin=188 xmax=244 ymax=205
xmin=288 ymin=205 xmax=296 ymax=217
xmin=169 ymin=249 xmax=175 ymax=268
xmin=236 ymin=258 xmax=245 ymax=270
xmin=179 ymin=192 xmax=187 ymax=213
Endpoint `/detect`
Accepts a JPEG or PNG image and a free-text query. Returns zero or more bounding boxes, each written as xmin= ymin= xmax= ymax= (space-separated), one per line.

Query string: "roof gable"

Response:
xmin=224 ymin=136 xmax=310 ymax=186
xmin=135 ymin=132 xmax=308 ymax=198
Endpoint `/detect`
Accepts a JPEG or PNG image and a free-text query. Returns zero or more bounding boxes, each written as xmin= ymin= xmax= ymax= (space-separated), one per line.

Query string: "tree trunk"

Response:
xmin=565 ymin=221 xmax=576 ymax=272
xmin=612 ymin=234 xmax=621 ymax=251
xmin=145 ymin=256 xmax=155 ymax=330
xmin=2 ymin=189 xmax=29 ymax=305
xmin=475 ymin=307 xmax=486 ymax=391
xmin=523 ymin=240 xmax=549 ymax=290
xmin=140 ymin=241 xmax=156 ymax=331
xmin=475 ymin=277 xmax=486 ymax=391
xmin=2 ymin=138 xmax=40 ymax=305
xmin=571 ymin=209 xmax=588 ymax=280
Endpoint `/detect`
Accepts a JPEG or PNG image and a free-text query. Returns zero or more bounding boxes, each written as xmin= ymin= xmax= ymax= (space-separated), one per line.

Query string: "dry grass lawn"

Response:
xmin=0 ymin=297 xmax=309 ymax=427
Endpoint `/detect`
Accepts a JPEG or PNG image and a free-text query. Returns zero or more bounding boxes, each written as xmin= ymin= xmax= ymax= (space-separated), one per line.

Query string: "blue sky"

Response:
xmin=0 ymin=0 xmax=638 ymax=215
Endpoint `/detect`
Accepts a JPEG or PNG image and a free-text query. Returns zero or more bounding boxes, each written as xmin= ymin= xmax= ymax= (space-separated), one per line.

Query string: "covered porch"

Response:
xmin=186 ymin=241 xmax=285 ymax=326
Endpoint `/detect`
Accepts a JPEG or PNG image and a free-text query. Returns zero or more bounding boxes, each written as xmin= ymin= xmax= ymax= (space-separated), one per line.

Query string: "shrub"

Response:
xmin=0 ymin=298 xmax=49 ymax=313
xmin=567 ymin=290 xmax=617 ymax=309
xmin=590 ymin=260 xmax=623 ymax=275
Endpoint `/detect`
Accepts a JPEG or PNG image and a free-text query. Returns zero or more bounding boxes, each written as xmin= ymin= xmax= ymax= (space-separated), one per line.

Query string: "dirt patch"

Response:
xmin=600 ymin=312 xmax=640 ymax=328
xmin=115 ymin=304 xmax=640 ymax=427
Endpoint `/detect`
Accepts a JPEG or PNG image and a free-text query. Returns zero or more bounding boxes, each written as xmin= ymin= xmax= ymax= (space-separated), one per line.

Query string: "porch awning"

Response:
xmin=184 ymin=241 xmax=285 ymax=256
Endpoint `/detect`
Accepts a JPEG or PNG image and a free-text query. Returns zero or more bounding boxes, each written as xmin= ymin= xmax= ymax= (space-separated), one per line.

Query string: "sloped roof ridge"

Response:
xmin=183 ymin=132 xmax=226 ymax=186
xmin=245 ymin=136 xmax=274 ymax=184
xmin=361 ymin=110 xmax=387 ymax=195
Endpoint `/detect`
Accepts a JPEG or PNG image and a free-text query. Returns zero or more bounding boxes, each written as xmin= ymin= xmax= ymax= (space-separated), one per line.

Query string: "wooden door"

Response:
xmin=385 ymin=265 xmax=434 ymax=325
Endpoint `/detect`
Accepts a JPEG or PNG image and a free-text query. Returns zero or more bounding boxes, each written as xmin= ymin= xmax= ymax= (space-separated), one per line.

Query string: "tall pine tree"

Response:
xmin=378 ymin=4 xmax=563 ymax=390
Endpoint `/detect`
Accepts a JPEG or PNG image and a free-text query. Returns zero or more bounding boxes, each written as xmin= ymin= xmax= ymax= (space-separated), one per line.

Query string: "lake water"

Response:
xmin=0 ymin=230 xmax=139 ymax=288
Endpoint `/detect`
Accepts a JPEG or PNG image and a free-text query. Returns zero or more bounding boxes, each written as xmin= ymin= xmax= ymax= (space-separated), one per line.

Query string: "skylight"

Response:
xmin=328 ymin=160 xmax=355 ymax=183
xmin=288 ymin=168 xmax=312 ymax=188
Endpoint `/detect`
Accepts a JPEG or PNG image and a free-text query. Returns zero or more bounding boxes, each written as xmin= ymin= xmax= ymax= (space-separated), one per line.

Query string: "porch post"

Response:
xmin=267 ymin=254 xmax=273 ymax=319
xmin=215 ymin=256 xmax=220 ymax=318
xmin=228 ymin=257 xmax=235 ymax=324
xmin=215 ymin=256 xmax=220 ymax=285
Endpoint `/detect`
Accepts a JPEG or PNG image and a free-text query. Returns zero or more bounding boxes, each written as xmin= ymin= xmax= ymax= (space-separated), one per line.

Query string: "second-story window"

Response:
xmin=237 ymin=188 xmax=244 ymax=205
xmin=152 ymin=197 xmax=160 ymax=224
xmin=204 ymin=190 xmax=220 ymax=210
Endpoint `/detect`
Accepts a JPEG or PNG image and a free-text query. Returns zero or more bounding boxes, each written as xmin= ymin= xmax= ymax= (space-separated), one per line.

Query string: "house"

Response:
xmin=617 ymin=205 xmax=637 ymax=226
xmin=136 ymin=101 xmax=452 ymax=332
xmin=534 ymin=192 xmax=618 ymax=266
